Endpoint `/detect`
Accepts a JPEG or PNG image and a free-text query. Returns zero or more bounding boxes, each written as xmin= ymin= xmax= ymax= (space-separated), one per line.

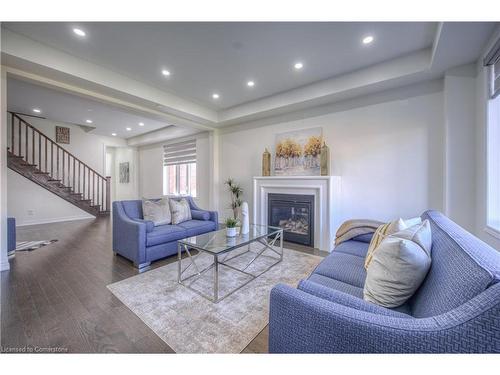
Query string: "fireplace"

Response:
xmin=268 ymin=193 xmax=314 ymax=247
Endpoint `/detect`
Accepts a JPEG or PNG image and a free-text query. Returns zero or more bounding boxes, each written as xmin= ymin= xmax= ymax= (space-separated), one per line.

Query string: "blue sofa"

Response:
xmin=269 ymin=210 xmax=500 ymax=353
xmin=7 ymin=217 xmax=16 ymax=255
xmin=112 ymin=196 xmax=218 ymax=268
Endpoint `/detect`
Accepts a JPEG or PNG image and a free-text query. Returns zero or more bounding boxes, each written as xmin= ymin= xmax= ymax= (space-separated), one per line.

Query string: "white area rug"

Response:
xmin=107 ymin=246 xmax=321 ymax=353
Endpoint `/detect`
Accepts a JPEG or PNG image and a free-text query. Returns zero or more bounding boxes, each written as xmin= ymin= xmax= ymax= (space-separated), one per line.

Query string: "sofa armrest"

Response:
xmin=187 ymin=197 xmax=219 ymax=230
xmin=269 ymin=283 xmax=500 ymax=353
xmin=191 ymin=210 xmax=210 ymax=221
xmin=112 ymin=202 xmax=147 ymax=265
xmin=132 ymin=218 xmax=154 ymax=233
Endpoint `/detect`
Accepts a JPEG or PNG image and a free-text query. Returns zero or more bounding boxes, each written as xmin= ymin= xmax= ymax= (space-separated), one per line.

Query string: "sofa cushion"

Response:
xmin=365 ymin=218 xmax=407 ymax=269
xmin=363 ymin=220 xmax=432 ymax=308
xmin=299 ymin=280 xmax=411 ymax=318
xmin=169 ymin=198 xmax=192 ymax=224
xmin=312 ymin=252 xmax=366 ymax=288
xmin=142 ymin=198 xmax=171 ymax=226
xmin=334 ymin=240 xmax=369 ymax=258
xmin=146 ymin=225 xmax=187 ymax=247
xmin=177 ymin=220 xmax=216 ymax=237
xmin=307 ymin=274 xmax=364 ymax=297
xmin=191 ymin=210 xmax=210 ymax=221
xmin=409 ymin=210 xmax=500 ymax=318
xmin=351 ymin=233 xmax=374 ymax=243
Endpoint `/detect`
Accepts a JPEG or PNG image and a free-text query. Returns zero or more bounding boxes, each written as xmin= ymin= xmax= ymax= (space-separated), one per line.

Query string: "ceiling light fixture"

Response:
xmin=212 ymin=93 xmax=220 ymax=99
xmin=85 ymin=119 xmax=93 ymax=124
xmin=111 ymin=133 xmax=117 ymax=137
xmin=294 ymin=62 xmax=304 ymax=70
xmin=162 ymin=69 xmax=171 ymax=76
xmin=247 ymin=81 xmax=255 ymax=87
xmin=139 ymin=122 xmax=145 ymax=126
xmin=362 ymin=35 xmax=374 ymax=45
xmin=126 ymin=127 xmax=132 ymax=131
xmin=73 ymin=28 xmax=86 ymax=37
xmin=32 ymin=108 xmax=41 ymax=113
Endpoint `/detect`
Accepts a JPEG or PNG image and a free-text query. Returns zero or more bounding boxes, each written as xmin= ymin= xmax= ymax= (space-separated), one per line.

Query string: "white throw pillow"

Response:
xmin=169 ymin=198 xmax=192 ymax=224
xmin=142 ymin=198 xmax=171 ymax=226
xmin=364 ymin=218 xmax=407 ymax=269
xmin=363 ymin=220 xmax=432 ymax=308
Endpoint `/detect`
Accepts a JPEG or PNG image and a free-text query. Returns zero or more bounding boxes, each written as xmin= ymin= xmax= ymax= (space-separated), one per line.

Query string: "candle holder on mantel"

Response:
xmin=262 ymin=148 xmax=271 ymax=176
xmin=320 ymin=141 xmax=330 ymax=176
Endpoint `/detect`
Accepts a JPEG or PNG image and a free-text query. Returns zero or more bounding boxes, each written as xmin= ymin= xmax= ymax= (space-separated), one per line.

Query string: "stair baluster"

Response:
xmin=6 ymin=112 xmax=111 ymax=216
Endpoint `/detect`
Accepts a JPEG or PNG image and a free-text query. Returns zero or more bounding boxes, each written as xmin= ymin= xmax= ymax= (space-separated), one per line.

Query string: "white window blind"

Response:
xmin=484 ymin=37 xmax=500 ymax=99
xmin=493 ymin=60 xmax=500 ymax=99
xmin=163 ymin=139 xmax=196 ymax=166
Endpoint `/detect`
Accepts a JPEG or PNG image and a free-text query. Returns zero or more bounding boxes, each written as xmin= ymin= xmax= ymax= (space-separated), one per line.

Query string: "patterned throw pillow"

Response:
xmin=142 ymin=198 xmax=171 ymax=226
xmin=364 ymin=218 xmax=406 ymax=269
xmin=363 ymin=220 xmax=432 ymax=308
xmin=169 ymin=198 xmax=192 ymax=224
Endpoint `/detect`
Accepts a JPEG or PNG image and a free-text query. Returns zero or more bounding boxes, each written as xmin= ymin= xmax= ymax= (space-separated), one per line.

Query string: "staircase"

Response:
xmin=7 ymin=112 xmax=111 ymax=216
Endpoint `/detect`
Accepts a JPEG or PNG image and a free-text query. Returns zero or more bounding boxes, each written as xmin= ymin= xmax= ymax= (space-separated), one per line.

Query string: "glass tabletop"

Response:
xmin=178 ymin=224 xmax=282 ymax=255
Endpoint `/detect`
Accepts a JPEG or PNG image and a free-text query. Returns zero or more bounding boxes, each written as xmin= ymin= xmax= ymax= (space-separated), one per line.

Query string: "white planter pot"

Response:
xmin=226 ymin=227 xmax=237 ymax=237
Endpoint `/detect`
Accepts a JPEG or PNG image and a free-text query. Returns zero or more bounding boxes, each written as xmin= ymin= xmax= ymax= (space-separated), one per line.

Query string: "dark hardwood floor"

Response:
xmin=1 ymin=217 xmax=325 ymax=353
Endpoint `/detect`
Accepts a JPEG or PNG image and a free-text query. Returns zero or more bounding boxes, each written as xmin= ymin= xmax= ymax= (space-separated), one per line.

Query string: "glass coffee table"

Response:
xmin=177 ymin=224 xmax=283 ymax=303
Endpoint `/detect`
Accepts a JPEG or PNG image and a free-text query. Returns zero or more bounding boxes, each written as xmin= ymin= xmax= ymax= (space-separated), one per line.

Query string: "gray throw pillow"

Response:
xmin=363 ymin=220 xmax=432 ymax=308
xmin=142 ymin=198 xmax=171 ymax=226
xmin=169 ymin=198 xmax=192 ymax=224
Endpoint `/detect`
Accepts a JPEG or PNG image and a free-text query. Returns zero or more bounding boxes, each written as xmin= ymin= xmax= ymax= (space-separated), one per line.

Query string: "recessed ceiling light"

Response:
xmin=111 ymin=133 xmax=117 ymax=137
xmin=73 ymin=28 xmax=86 ymax=37
xmin=85 ymin=119 xmax=93 ymax=124
xmin=139 ymin=122 xmax=145 ymax=126
xmin=126 ymin=127 xmax=132 ymax=131
xmin=32 ymin=108 xmax=41 ymax=113
xmin=247 ymin=81 xmax=255 ymax=87
xmin=294 ymin=62 xmax=304 ymax=70
xmin=362 ymin=35 xmax=374 ymax=45
xmin=162 ymin=69 xmax=171 ymax=76
xmin=212 ymin=93 xmax=220 ymax=99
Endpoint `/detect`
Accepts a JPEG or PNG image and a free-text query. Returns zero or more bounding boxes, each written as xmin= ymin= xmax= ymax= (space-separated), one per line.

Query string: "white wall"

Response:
xmin=7 ymin=115 xmax=127 ymax=225
xmin=443 ymin=68 xmax=477 ymax=232
xmin=138 ymin=132 xmax=211 ymax=209
xmin=113 ymin=147 xmax=139 ymax=201
xmin=1 ymin=68 xmax=9 ymax=271
xmin=216 ymin=84 xmax=445 ymax=227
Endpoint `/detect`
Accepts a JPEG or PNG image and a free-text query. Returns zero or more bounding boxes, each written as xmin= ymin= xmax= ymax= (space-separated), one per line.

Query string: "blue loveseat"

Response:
xmin=269 ymin=210 xmax=500 ymax=353
xmin=112 ymin=196 xmax=218 ymax=268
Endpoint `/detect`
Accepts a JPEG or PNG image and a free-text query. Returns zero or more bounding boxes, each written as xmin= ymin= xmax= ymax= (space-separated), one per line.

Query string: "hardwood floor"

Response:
xmin=1 ymin=217 xmax=325 ymax=353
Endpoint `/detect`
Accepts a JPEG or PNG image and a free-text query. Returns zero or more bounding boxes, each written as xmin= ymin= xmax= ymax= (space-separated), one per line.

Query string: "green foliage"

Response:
xmin=225 ymin=178 xmax=243 ymax=219
xmin=224 ymin=217 xmax=238 ymax=228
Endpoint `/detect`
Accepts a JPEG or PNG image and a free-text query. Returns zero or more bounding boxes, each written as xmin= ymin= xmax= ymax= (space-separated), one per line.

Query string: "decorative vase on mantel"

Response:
xmin=320 ymin=141 xmax=330 ymax=176
xmin=262 ymin=148 xmax=271 ymax=176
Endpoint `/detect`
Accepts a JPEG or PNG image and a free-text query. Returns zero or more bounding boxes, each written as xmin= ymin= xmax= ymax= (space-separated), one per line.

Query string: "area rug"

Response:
xmin=15 ymin=239 xmax=58 ymax=252
xmin=107 ymin=245 xmax=322 ymax=353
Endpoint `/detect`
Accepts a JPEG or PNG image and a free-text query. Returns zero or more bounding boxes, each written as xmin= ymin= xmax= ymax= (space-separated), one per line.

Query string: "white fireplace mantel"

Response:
xmin=252 ymin=176 xmax=341 ymax=252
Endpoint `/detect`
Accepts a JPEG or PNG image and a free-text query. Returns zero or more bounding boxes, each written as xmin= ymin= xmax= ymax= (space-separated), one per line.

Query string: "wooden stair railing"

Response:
xmin=7 ymin=112 xmax=111 ymax=215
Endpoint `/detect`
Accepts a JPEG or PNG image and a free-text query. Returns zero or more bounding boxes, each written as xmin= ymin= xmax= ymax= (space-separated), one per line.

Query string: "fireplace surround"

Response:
xmin=253 ymin=176 xmax=340 ymax=251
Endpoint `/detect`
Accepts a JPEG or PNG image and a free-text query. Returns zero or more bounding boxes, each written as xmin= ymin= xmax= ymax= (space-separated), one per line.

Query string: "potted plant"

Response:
xmin=225 ymin=218 xmax=238 ymax=237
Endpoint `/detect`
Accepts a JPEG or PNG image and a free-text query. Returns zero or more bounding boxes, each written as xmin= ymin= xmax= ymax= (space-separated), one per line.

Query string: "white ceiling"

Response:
xmin=3 ymin=22 xmax=439 ymax=109
xmin=7 ymin=77 xmax=173 ymax=138
xmin=2 ymin=22 xmax=498 ymax=142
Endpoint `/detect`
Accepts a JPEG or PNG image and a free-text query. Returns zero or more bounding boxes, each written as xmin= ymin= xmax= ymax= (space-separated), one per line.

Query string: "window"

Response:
xmin=487 ymin=94 xmax=500 ymax=233
xmin=163 ymin=139 xmax=197 ymax=197
xmin=485 ymin=38 xmax=500 ymax=234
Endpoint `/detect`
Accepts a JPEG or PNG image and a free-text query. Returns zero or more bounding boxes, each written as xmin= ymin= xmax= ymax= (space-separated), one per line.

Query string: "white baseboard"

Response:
xmin=0 ymin=259 xmax=10 ymax=271
xmin=15 ymin=215 xmax=95 ymax=227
